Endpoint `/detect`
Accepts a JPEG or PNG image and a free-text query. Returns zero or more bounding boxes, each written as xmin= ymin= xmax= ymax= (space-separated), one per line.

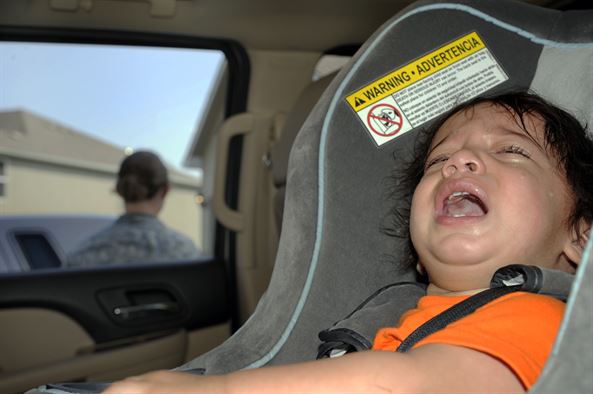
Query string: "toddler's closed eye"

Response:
xmin=499 ymin=145 xmax=531 ymax=158
xmin=425 ymin=155 xmax=449 ymax=170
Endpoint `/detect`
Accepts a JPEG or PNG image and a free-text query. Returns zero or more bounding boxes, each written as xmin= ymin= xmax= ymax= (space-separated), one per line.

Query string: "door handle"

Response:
xmin=113 ymin=302 xmax=180 ymax=320
xmin=98 ymin=286 xmax=186 ymax=324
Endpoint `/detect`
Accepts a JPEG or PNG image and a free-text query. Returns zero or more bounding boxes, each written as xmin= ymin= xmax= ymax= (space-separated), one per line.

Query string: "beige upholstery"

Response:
xmin=270 ymin=72 xmax=336 ymax=231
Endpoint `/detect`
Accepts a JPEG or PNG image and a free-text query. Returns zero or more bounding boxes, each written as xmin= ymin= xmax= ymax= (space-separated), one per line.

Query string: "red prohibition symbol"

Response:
xmin=367 ymin=103 xmax=403 ymax=137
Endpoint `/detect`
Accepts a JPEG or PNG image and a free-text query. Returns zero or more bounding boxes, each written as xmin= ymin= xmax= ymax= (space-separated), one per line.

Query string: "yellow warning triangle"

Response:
xmin=354 ymin=96 xmax=366 ymax=107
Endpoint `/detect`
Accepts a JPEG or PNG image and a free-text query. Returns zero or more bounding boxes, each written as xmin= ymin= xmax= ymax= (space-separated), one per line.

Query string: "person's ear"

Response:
xmin=160 ymin=183 xmax=170 ymax=198
xmin=563 ymin=221 xmax=590 ymax=265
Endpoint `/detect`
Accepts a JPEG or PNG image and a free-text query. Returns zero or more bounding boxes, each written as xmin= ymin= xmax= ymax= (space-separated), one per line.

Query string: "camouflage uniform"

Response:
xmin=66 ymin=213 xmax=201 ymax=267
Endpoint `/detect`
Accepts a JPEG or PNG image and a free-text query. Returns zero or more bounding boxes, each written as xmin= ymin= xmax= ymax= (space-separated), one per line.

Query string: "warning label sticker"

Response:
xmin=346 ymin=32 xmax=508 ymax=146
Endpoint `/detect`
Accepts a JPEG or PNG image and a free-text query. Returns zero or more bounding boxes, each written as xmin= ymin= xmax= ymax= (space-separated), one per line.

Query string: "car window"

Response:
xmin=13 ymin=231 xmax=61 ymax=269
xmin=0 ymin=41 xmax=224 ymax=272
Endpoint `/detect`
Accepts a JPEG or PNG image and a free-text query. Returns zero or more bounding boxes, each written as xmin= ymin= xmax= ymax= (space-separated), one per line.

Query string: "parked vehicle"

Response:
xmin=0 ymin=215 xmax=115 ymax=272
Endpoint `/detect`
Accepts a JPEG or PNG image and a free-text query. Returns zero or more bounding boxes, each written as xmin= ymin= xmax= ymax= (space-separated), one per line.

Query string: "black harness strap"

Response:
xmin=396 ymin=284 xmax=522 ymax=353
xmin=315 ymin=265 xmax=570 ymax=358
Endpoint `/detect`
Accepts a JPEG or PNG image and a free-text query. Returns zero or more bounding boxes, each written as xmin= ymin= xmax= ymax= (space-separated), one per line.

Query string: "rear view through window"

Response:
xmin=0 ymin=41 xmax=224 ymax=272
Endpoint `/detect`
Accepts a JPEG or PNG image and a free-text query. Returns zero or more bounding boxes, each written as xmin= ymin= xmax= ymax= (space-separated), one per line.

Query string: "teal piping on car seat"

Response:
xmin=242 ymin=2 xmax=593 ymax=371
xmin=414 ymin=3 xmax=593 ymax=49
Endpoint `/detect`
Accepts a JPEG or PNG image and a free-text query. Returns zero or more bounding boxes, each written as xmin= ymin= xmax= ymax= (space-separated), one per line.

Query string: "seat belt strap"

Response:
xmin=396 ymin=264 xmax=574 ymax=352
xmin=396 ymin=284 xmax=522 ymax=353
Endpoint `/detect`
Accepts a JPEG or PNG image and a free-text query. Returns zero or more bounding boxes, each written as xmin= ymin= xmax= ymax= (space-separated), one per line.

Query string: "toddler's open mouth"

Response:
xmin=436 ymin=180 xmax=489 ymax=219
xmin=442 ymin=191 xmax=488 ymax=217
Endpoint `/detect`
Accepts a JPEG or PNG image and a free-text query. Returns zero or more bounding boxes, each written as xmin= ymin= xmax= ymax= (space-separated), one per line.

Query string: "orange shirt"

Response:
xmin=372 ymin=292 xmax=564 ymax=389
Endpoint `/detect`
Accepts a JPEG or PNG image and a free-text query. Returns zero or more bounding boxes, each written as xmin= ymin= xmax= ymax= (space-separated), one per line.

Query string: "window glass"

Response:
xmin=0 ymin=41 xmax=224 ymax=272
xmin=14 ymin=232 xmax=61 ymax=270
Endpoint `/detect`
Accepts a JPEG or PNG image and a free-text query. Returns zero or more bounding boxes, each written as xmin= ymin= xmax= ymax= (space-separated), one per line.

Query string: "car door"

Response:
xmin=0 ymin=26 xmax=250 ymax=393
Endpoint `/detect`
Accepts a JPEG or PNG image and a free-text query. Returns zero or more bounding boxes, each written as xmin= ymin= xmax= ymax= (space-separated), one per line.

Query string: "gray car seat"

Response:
xmin=34 ymin=0 xmax=593 ymax=392
xmin=183 ymin=0 xmax=593 ymax=390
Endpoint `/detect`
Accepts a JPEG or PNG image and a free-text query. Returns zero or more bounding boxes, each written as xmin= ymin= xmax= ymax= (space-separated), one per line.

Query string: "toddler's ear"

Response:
xmin=563 ymin=221 xmax=591 ymax=265
xmin=416 ymin=262 xmax=426 ymax=276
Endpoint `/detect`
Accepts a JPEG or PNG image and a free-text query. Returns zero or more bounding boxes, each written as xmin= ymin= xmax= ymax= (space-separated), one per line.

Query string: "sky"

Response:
xmin=0 ymin=41 xmax=224 ymax=177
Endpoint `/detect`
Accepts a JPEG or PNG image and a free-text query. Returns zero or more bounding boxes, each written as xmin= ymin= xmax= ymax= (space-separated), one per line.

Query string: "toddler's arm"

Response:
xmin=104 ymin=344 xmax=524 ymax=393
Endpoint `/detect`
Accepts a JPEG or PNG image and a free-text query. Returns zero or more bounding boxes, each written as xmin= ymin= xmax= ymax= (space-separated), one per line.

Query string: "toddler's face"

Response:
xmin=410 ymin=102 xmax=578 ymax=292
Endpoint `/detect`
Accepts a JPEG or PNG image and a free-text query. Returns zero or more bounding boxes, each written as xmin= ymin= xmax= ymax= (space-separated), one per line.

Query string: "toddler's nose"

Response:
xmin=442 ymin=149 xmax=484 ymax=177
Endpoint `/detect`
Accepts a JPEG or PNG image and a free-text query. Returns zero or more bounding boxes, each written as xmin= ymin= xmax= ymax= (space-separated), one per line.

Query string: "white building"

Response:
xmin=0 ymin=110 xmax=203 ymax=249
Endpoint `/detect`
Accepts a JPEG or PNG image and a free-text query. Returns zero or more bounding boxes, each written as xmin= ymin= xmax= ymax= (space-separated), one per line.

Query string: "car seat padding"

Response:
xmin=178 ymin=0 xmax=592 ymax=374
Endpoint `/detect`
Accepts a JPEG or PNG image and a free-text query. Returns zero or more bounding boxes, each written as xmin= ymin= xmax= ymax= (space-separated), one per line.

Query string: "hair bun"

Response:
xmin=116 ymin=151 xmax=168 ymax=203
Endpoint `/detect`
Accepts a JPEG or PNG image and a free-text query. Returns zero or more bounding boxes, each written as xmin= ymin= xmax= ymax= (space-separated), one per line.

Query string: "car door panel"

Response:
xmin=0 ymin=259 xmax=229 ymax=393
xmin=1 ymin=327 xmax=185 ymax=393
